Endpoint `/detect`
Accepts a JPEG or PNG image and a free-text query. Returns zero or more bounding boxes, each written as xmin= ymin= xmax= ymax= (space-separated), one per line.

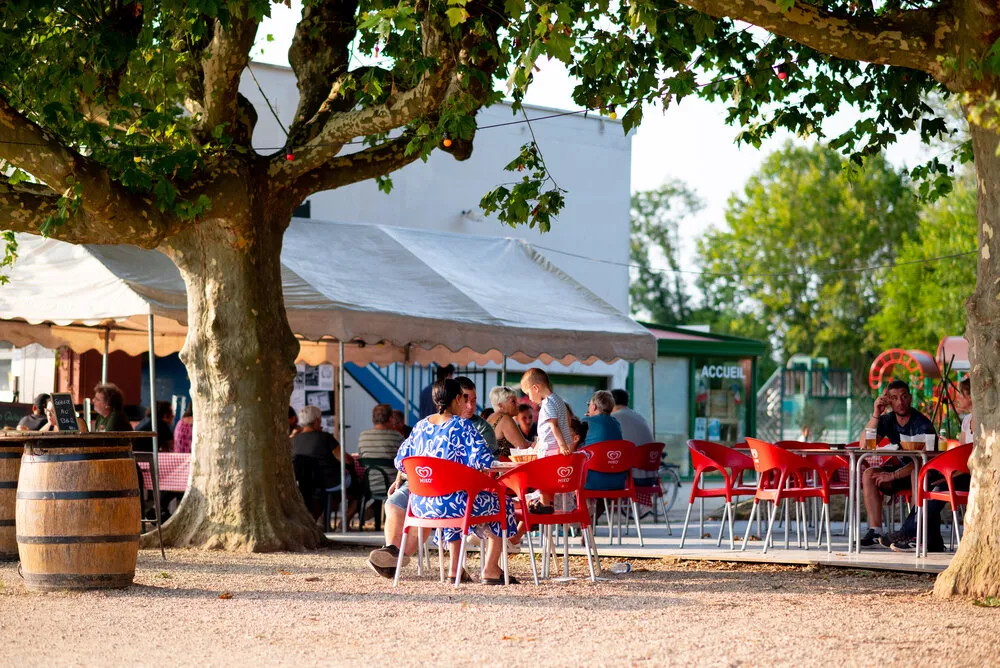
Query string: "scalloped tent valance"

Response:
xmin=0 ymin=219 xmax=655 ymax=366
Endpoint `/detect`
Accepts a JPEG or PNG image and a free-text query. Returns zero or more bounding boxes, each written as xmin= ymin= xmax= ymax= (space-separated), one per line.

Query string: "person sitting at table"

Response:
xmin=581 ymin=390 xmax=628 ymax=492
xmin=17 ymin=393 xmax=50 ymax=431
xmin=173 ymin=406 xmax=193 ymax=454
xmin=38 ymin=399 xmax=89 ymax=432
xmin=857 ymin=379 xmax=935 ymax=548
xmin=569 ymin=416 xmax=588 ymax=450
xmin=292 ymin=405 xmax=349 ymax=523
xmin=520 ymin=368 xmax=573 ymax=515
xmin=375 ymin=378 xmax=518 ymax=585
xmin=134 ymin=401 xmax=174 ymax=453
xmin=516 ymin=402 xmax=536 ymax=440
xmin=390 ymin=409 xmax=412 ymax=439
xmin=879 ymin=377 xmax=974 ymax=552
xmin=455 ymin=376 xmax=497 ymax=455
xmin=92 ymin=383 xmax=132 ymax=432
xmin=486 ymin=386 xmax=531 ymax=460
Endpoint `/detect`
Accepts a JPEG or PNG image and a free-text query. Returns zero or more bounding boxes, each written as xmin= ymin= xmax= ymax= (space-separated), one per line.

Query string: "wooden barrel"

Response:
xmin=0 ymin=443 xmax=20 ymax=559
xmin=15 ymin=433 xmax=141 ymax=591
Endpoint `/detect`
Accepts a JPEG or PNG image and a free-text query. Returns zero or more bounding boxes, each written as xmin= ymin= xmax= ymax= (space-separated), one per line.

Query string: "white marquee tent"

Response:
xmin=0 ymin=219 xmax=656 ymax=535
xmin=0 ymin=218 xmax=655 ymax=367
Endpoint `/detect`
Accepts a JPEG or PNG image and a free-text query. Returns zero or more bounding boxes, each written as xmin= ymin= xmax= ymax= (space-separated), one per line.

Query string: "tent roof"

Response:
xmin=0 ymin=219 xmax=655 ymax=366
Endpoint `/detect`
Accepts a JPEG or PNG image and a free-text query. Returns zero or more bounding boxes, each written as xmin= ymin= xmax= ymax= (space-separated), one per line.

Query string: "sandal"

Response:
xmin=448 ymin=569 xmax=473 ymax=584
xmin=483 ymin=571 xmax=521 ymax=586
xmin=528 ymin=501 xmax=555 ymax=515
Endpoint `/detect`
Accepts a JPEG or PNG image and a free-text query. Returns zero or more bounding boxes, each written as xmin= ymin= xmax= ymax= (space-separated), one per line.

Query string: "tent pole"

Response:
xmin=501 ymin=354 xmax=507 ymax=387
xmin=101 ymin=327 xmax=110 ymax=383
xmin=147 ymin=314 xmax=166 ymax=559
xmin=649 ymin=360 xmax=656 ymax=441
xmin=338 ymin=341 xmax=347 ymax=533
xmin=403 ymin=365 xmax=411 ymax=426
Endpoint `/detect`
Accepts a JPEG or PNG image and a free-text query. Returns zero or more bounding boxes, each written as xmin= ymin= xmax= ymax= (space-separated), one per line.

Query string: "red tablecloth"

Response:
xmin=138 ymin=452 xmax=191 ymax=492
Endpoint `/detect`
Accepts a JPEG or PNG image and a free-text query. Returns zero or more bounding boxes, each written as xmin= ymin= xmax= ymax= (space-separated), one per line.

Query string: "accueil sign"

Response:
xmin=701 ymin=365 xmax=746 ymax=380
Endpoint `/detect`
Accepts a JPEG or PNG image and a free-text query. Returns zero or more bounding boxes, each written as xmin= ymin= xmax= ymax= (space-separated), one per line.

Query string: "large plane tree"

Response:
xmin=0 ymin=0 xmax=570 ymax=551
xmin=573 ymin=0 xmax=992 ymax=599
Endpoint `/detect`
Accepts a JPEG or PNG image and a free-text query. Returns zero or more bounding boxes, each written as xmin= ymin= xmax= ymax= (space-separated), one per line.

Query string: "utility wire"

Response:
xmin=530 ymin=245 xmax=978 ymax=279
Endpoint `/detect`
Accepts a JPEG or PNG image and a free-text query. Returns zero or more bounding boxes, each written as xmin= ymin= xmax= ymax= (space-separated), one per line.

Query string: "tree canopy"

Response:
xmin=629 ymin=181 xmax=701 ymax=325
xmin=867 ymin=176 xmax=977 ymax=353
xmin=696 ymin=142 xmax=920 ymax=384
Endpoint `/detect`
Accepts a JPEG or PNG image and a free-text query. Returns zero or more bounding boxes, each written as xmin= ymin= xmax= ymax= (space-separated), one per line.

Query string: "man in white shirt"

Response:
xmin=611 ymin=389 xmax=657 ymax=486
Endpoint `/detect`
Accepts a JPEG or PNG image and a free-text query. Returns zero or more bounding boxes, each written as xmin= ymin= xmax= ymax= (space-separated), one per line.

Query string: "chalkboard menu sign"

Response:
xmin=50 ymin=393 xmax=79 ymax=432
xmin=0 ymin=402 xmax=32 ymax=429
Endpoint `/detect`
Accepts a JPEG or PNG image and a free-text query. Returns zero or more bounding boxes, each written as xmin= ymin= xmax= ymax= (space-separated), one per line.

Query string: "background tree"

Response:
xmin=868 ymin=177 xmax=978 ymax=353
xmin=696 ymin=142 xmax=919 ymax=387
xmin=629 ymin=181 xmax=702 ymax=324
xmin=0 ymin=0 xmax=578 ymax=551
xmin=562 ymin=0 xmax=995 ymax=599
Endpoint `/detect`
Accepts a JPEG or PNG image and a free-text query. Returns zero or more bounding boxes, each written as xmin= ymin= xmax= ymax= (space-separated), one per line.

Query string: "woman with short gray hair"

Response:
xmin=486 ymin=386 xmax=530 ymax=460
xmin=582 ymin=389 xmax=626 ymax=490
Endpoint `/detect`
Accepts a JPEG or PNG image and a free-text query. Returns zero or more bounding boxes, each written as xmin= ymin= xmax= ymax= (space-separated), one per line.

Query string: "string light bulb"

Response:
xmin=442 ymin=134 xmax=453 ymax=148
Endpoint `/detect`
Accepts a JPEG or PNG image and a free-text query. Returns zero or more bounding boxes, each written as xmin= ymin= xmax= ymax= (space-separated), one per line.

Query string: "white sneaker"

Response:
xmin=505 ymin=539 xmax=522 ymax=554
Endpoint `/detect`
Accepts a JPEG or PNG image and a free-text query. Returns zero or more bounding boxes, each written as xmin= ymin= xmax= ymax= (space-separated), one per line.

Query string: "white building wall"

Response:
xmin=239 ymin=63 xmax=632 ymax=312
xmin=240 ymin=64 xmax=635 ymax=426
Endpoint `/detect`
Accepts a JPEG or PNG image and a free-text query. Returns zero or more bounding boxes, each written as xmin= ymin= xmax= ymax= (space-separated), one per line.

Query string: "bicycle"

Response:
xmin=659 ymin=460 xmax=682 ymax=515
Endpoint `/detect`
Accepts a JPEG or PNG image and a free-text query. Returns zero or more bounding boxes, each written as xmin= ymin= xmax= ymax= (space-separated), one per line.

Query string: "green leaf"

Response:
xmin=545 ymin=33 xmax=574 ymax=64
xmin=445 ymin=8 xmax=470 ymax=27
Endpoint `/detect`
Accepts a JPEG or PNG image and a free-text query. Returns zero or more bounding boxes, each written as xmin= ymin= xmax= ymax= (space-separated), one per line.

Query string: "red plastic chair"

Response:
xmin=579 ymin=440 xmax=642 ymax=546
xmin=631 ymin=442 xmax=674 ymax=534
xmin=682 ymin=440 xmax=757 ymax=549
xmin=498 ymin=453 xmax=598 ymax=584
xmin=916 ymin=443 xmax=973 ymax=557
xmin=741 ymin=437 xmax=834 ymax=553
xmin=392 ymin=457 xmax=510 ymax=588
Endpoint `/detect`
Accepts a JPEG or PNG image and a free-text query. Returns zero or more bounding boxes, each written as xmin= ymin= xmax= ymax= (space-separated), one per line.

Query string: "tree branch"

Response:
xmin=0 ymin=179 xmax=173 ymax=247
xmin=0 ymin=92 xmax=177 ymax=247
xmin=285 ymin=134 xmax=422 ymax=206
xmin=287 ymin=0 xmax=360 ymax=144
xmin=673 ymin=0 xmax=960 ymax=77
xmin=198 ymin=13 xmax=260 ymax=142
xmin=0 ymin=91 xmax=92 ymax=193
xmin=274 ymin=12 xmax=457 ymax=181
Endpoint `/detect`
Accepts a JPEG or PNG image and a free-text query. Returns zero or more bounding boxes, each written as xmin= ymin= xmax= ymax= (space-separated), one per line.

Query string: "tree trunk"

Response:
xmin=934 ymin=118 xmax=1000 ymax=598
xmin=141 ymin=181 xmax=324 ymax=551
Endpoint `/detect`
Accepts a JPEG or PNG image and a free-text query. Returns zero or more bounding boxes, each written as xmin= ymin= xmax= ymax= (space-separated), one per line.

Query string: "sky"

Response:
xmin=254 ymin=3 xmax=929 ymax=273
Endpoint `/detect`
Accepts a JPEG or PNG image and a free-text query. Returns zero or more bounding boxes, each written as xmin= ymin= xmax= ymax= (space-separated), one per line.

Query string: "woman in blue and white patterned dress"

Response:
xmin=395 ymin=378 xmax=518 ymax=585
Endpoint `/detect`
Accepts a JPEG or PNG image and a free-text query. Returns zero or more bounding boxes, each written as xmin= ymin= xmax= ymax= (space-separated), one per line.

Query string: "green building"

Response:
xmin=630 ymin=324 xmax=766 ymax=478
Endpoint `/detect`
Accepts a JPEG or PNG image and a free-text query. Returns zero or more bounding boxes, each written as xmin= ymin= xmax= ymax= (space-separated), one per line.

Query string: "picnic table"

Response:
xmin=136 ymin=452 xmax=191 ymax=492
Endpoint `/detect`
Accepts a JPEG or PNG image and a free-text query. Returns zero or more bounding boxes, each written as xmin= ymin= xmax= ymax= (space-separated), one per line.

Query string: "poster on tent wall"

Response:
xmin=291 ymin=363 xmax=336 ymax=434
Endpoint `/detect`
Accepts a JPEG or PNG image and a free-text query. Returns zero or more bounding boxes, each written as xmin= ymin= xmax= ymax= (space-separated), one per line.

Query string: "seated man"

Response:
xmin=389 ymin=409 xmax=412 ymax=439
xmin=357 ymin=403 xmax=404 ymax=505
xmin=292 ymin=405 xmax=345 ymax=521
xmin=17 ymin=393 xmax=50 ymax=431
xmin=880 ymin=377 xmax=973 ymax=552
xmin=858 ymin=379 xmax=936 ymax=547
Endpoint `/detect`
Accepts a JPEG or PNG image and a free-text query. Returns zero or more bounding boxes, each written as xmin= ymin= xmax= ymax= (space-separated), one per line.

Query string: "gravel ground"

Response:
xmin=0 ymin=547 xmax=996 ymax=667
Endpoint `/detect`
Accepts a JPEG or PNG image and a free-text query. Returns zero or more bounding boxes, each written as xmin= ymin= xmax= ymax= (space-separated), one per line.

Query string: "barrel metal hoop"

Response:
xmin=16 ymin=534 xmax=140 ymax=544
xmin=17 ymin=489 xmax=140 ymax=500
xmin=0 ymin=481 xmax=16 ymax=489
xmin=0 ymin=519 xmax=14 ymax=526
xmin=19 ymin=572 xmax=135 ymax=588
xmin=24 ymin=452 xmax=134 ymax=463
xmin=0 ymin=452 xmax=22 ymax=459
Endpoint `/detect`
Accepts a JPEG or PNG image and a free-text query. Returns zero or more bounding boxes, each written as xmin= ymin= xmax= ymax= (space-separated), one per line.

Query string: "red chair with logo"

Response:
xmin=631 ymin=442 xmax=674 ymax=534
xmin=682 ymin=440 xmax=757 ymax=549
xmin=580 ymin=440 xmax=642 ymax=546
xmin=916 ymin=443 xmax=973 ymax=557
xmin=499 ymin=453 xmax=598 ymax=584
xmin=741 ymin=437 xmax=834 ymax=553
xmin=392 ymin=457 xmax=510 ymax=588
